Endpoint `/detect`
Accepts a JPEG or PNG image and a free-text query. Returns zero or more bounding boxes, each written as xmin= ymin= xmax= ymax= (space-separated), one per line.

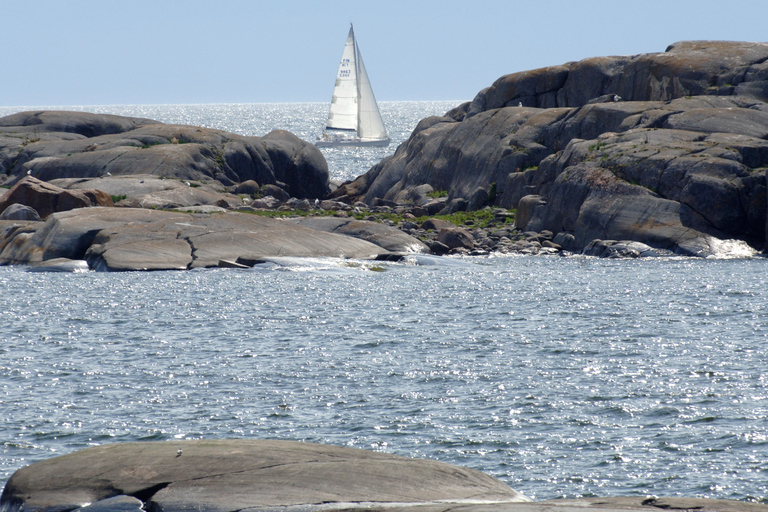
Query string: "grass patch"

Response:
xmin=427 ymin=189 xmax=448 ymax=198
xmin=240 ymin=206 xmax=516 ymax=230
xmin=588 ymin=141 xmax=607 ymax=152
xmin=111 ymin=194 xmax=127 ymax=203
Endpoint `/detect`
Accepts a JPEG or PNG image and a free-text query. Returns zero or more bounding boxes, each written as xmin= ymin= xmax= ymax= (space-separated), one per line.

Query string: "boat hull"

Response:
xmin=315 ymin=137 xmax=390 ymax=148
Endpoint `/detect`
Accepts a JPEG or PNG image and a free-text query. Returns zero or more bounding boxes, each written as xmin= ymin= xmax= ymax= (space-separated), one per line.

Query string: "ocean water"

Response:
xmin=0 ymin=103 xmax=767 ymax=503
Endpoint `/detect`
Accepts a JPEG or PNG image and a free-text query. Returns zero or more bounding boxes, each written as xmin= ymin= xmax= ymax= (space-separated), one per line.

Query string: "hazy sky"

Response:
xmin=3 ymin=0 xmax=767 ymax=106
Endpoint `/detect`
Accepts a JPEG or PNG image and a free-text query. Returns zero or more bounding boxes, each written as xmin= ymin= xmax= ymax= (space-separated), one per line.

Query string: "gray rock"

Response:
xmin=0 ymin=111 xmax=329 ymax=200
xmin=420 ymin=218 xmax=455 ymax=231
xmin=293 ymin=217 xmax=429 ymax=253
xmin=0 ymin=439 xmax=528 ymax=512
xmin=232 ymin=179 xmax=260 ymax=195
xmin=261 ymin=183 xmax=291 ymax=202
xmin=328 ymin=41 xmax=768 ymax=256
xmin=437 ymin=227 xmax=475 ymax=251
xmin=0 ymin=207 xmax=393 ymax=271
xmin=0 ymin=203 xmax=41 ymax=221
xmin=252 ymin=196 xmax=282 ymax=209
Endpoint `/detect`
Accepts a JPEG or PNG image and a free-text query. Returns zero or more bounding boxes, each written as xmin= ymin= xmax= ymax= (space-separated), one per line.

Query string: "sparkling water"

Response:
xmin=1 ymin=255 xmax=766 ymax=502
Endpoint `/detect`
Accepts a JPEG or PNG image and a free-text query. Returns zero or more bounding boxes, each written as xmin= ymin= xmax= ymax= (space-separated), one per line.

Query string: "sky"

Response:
xmin=2 ymin=0 xmax=767 ymax=107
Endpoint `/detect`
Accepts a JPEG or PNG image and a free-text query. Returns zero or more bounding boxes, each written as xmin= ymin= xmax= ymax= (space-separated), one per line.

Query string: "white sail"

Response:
xmin=355 ymin=43 xmax=388 ymax=140
xmin=325 ymin=26 xmax=358 ymax=132
xmin=318 ymin=25 xmax=389 ymax=147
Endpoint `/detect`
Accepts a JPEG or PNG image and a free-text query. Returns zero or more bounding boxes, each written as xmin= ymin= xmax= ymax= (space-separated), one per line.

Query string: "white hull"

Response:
xmin=316 ymin=136 xmax=390 ymax=148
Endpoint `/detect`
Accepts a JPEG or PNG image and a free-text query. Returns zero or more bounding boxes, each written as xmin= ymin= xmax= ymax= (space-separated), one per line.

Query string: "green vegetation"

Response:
xmin=111 ymin=194 xmax=127 ymax=203
xmin=239 ymin=205 xmax=515 ymax=230
xmin=488 ymin=182 xmax=497 ymax=203
xmin=588 ymin=141 xmax=607 ymax=152
xmin=427 ymin=189 xmax=448 ymax=198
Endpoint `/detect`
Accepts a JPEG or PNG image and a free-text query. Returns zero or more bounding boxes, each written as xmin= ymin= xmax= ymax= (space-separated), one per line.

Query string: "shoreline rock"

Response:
xmin=1 ymin=440 xmax=764 ymax=512
xmin=330 ymin=41 xmax=768 ymax=257
xmin=0 ymin=439 xmax=528 ymax=512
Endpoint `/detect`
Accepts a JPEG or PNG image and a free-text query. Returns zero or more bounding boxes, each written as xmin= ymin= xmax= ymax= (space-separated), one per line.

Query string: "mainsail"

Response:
xmin=325 ymin=26 xmax=358 ymax=132
xmin=318 ymin=25 xmax=389 ymax=147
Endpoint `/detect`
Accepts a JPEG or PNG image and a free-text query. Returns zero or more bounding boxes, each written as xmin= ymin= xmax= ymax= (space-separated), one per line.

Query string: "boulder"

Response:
xmin=437 ymin=227 xmax=475 ymax=251
xmin=0 ymin=111 xmax=330 ymax=200
xmin=0 ymin=203 xmax=41 ymax=221
xmin=0 ymin=176 xmax=112 ymax=219
xmin=0 ymin=439 xmax=528 ymax=512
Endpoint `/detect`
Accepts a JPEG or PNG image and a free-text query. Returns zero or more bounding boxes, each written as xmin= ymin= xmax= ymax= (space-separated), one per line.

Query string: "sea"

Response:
xmin=0 ymin=102 xmax=766 ymax=503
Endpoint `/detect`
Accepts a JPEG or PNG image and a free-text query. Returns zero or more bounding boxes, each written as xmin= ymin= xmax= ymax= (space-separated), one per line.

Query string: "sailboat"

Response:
xmin=316 ymin=25 xmax=390 ymax=147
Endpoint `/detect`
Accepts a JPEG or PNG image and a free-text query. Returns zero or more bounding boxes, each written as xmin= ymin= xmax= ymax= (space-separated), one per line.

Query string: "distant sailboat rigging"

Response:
xmin=316 ymin=25 xmax=390 ymax=147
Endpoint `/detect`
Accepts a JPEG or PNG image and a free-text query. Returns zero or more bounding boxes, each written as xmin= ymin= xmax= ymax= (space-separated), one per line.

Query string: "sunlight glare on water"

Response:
xmin=1 ymin=255 xmax=767 ymax=502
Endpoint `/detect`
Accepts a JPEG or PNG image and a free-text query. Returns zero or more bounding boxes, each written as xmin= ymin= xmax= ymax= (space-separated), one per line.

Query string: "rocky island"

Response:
xmin=2 ymin=40 xmax=768 ymax=271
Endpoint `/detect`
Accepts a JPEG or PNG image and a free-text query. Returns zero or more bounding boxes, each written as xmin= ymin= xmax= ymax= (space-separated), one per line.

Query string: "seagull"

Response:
xmin=518 ymin=102 xmax=523 ymax=107
xmin=176 ymin=449 xmax=182 ymax=457
xmin=27 ymin=170 xmax=31 ymax=175
xmin=613 ymin=95 xmax=621 ymax=102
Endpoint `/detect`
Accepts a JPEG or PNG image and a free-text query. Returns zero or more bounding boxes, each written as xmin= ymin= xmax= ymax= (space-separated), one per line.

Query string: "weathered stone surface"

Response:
xmin=294 ymin=217 xmax=429 ymax=253
xmin=0 ymin=440 xmax=528 ymax=512
xmin=437 ymin=227 xmax=475 ymax=250
xmin=0 ymin=176 xmax=113 ymax=219
xmin=2 ymin=441 xmax=764 ymax=512
xmin=50 ymin=175 xmax=245 ymax=209
xmin=331 ymin=41 xmax=768 ymax=255
xmin=0 ymin=207 xmax=433 ymax=271
xmin=0 ymin=111 xmax=330 ymax=200
xmin=0 ymin=203 xmax=41 ymax=221
xmin=467 ymin=40 xmax=768 ymax=113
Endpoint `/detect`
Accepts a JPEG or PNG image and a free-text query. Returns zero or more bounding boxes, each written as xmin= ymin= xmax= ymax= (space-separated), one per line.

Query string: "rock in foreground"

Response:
xmin=0 ymin=439 xmax=527 ymax=512
xmin=2 ymin=440 xmax=765 ymax=512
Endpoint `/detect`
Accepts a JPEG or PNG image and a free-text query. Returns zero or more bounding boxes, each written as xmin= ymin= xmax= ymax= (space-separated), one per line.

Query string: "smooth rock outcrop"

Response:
xmin=0 ymin=439 xmax=528 ymax=512
xmin=293 ymin=217 xmax=430 ymax=253
xmin=0 ymin=207 xmax=426 ymax=271
xmin=332 ymin=41 xmax=768 ymax=256
xmin=0 ymin=111 xmax=330 ymax=200
xmin=2 ymin=441 xmax=765 ymax=512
